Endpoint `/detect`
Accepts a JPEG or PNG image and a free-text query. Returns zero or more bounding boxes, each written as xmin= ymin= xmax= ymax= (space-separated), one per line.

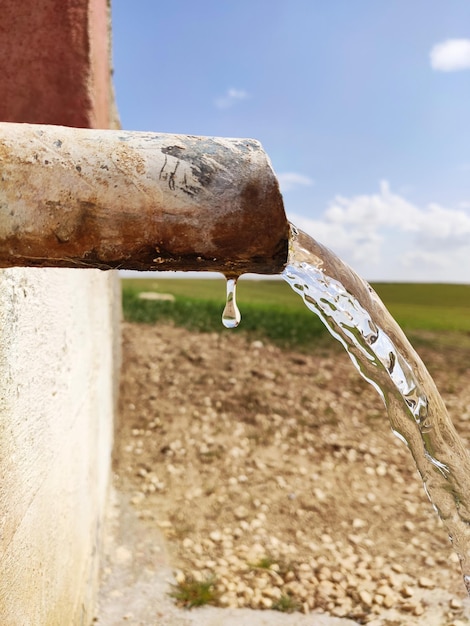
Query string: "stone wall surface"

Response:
xmin=0 ymin=270 xmax=119 ymax=625
xmin=0 ymin=0 xmax=120 ymax=624
xmin=0 ymin=0 xmax=113 ymax=128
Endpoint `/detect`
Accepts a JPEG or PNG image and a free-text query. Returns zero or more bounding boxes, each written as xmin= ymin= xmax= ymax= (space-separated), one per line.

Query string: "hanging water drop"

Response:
xmin=222 ymin=277 xmax=241 ymax=328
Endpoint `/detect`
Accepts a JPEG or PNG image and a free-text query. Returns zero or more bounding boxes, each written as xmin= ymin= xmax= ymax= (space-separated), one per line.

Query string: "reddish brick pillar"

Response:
xmin=0 ymin=2 xmax=118 ymax=624
xmin=0 ymin=0 xmax=113 ymax=128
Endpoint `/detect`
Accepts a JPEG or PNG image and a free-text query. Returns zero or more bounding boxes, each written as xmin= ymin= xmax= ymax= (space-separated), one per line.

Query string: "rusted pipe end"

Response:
xmin=0 ymin=123 xmax=289 ymax=275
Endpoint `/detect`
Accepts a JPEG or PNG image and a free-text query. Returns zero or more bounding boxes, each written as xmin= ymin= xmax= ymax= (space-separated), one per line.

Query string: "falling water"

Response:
xmin=222 ymin=277 xmax=241 ymax=329
xmin=282 ymin=224 xmax=470 ymax=592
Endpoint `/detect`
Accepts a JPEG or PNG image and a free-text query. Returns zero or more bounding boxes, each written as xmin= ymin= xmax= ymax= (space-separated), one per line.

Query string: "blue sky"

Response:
xmin=112 ymin=1 xmax=470 ymax=282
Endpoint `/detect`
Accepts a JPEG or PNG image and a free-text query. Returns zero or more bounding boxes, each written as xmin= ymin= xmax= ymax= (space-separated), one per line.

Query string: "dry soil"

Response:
xmin=111 ymin=321 xmax=470 ymax=625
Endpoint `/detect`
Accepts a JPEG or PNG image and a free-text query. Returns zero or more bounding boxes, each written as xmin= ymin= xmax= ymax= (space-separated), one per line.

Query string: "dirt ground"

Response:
xmin=113 ymin=321 xmax=470 ymax=625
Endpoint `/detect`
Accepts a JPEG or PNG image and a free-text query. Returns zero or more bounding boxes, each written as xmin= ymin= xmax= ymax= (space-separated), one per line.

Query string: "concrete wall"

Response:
xmin=0 ymin=1 xmax=120 ymax=624
xmin=0 ymin=271 xmax=119 ymax=625
xmin=0 ymin=0 xmax=114 ymax=129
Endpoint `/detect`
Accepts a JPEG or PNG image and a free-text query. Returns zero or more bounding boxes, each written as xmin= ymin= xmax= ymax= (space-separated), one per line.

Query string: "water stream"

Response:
xmin=281 ymin=224 xmax=470 ymax=592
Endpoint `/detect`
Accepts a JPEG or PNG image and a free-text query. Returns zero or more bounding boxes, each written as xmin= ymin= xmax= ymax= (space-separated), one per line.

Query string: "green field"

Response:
xmin=122 ymin=277 xmax=470 ymax=350
xmin=122 ymin=277 xmax=326 ymax=348
xmin=371 ymin=283 xmax=470 ymax=333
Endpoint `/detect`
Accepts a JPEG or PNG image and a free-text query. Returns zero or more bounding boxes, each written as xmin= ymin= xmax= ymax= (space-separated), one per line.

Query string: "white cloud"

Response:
xmin=277 ymin=172 xmax=314 ymax=193
xmin=401 ymin=249 xmax=449 ymax=271
xmin=214 ymin=88 xmax=249 ymax=109
xmin=288 ymin=181 xmax=470 ymax=282
xmin=430 ymin=38 xmax=470 ymax=72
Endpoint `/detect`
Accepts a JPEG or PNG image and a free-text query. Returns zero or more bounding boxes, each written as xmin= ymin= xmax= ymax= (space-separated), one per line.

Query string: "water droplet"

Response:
xmin=222 ymin=277 xmax=241 ymax=328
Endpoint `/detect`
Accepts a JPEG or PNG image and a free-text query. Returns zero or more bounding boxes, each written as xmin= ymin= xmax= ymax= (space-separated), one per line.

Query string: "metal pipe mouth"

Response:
xmin=0 ymin=123 xmax=289 ymax=275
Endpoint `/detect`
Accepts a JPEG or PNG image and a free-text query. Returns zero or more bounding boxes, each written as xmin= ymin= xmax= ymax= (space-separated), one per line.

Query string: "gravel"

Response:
xmin=109 ymin=322 xmax=470 ymax=625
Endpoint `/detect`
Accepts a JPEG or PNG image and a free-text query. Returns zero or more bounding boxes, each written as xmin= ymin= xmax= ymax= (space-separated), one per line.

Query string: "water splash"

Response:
xmin=222 ymin=277 xmax=241 ymax=329
xmin=283 ymin=224 xmax=470 ymax=591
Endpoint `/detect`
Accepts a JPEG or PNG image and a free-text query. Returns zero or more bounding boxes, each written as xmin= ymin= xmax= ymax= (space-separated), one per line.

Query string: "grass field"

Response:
xmin=122 ymin=276 xmax=470 ymax=350
xmin=371 ymin=282 xmax=470 ymax=333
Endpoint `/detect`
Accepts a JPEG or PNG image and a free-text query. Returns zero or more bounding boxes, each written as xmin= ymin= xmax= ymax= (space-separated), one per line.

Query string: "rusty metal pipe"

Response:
xmin=0 ymin=122 xmax=289 ymax=275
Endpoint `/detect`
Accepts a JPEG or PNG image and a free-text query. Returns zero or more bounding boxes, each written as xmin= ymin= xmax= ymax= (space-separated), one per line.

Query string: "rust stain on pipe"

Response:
xmin=0 ymin=123 xmax=289 ymax=275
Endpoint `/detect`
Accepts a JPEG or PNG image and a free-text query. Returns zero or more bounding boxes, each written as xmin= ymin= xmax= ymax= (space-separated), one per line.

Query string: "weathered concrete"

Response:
xmin=0 ymin=269 xmax=119 ymax=625
xmin=0 ymin=0 xmax=113 ymax=128
xmin=0 ymin=1 xmax=119 ymax=624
